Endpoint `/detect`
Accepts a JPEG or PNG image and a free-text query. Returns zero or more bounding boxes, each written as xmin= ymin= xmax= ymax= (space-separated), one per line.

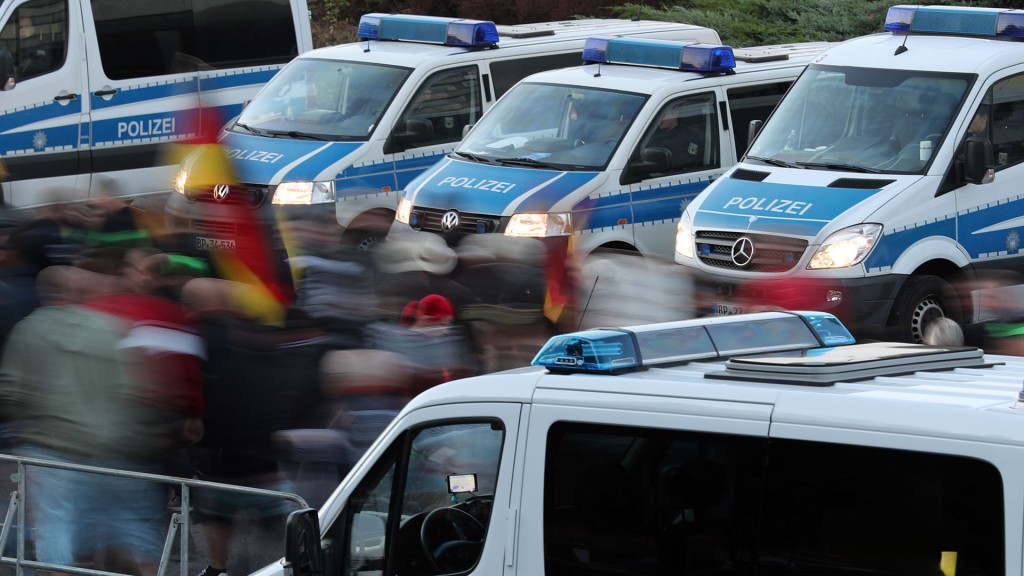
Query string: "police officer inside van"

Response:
xmin=646 ymin=104 xmax=707 ymax=172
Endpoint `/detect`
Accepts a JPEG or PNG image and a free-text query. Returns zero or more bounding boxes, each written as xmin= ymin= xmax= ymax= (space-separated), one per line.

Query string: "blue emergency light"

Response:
xmin=531 ymin=311 xmax=856 ymax=374
xmin=582 ymin=36 xmax=736 ymax=73
xmin=357 ymin=13 xmax=499 ymax=47
xmin=884 ymin=5 xmax=1024 ymax=38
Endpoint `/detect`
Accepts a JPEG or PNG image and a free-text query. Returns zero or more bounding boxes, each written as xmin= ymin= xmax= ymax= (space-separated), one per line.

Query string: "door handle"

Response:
xmin=93 ymin=88 xmax=117 ymax=97
xmin=53 ymin=93 xmax=78 ymax=101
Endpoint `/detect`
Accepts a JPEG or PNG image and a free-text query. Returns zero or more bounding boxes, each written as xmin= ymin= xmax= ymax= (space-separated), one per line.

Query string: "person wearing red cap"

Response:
xmin=412 ymin=293 xmax=455 ymax=329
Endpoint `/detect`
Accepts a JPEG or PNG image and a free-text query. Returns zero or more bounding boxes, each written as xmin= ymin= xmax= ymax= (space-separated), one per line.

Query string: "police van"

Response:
xmin=271 ymin=309 xmax=1024 ymax=576
xmin=165 ymin=13 xmax=722 ymax=251
xmin=388 ymin=36 xmax=830 ymax=261
xmin=674 ymin=5 xmax=1024 ymax=344
xmin=0 ymin=0 xmax=313 ymax=207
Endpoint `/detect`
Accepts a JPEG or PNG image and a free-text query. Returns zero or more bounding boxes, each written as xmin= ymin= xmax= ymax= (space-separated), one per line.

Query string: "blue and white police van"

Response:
xmin=269 ymin=309 xmax=1024 ymax=576
xmin=675 ymin=5 xmax=1024 ymax=344
xmin=388 ymin=36 xmax=829 ymax=261
xmin=166 ymin=14 xmax=721 ymax=251
xmin=0 ymin=0 xmax=313 ymax=207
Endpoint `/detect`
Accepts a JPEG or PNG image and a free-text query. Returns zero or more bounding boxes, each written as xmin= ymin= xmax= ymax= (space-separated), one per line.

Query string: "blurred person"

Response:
xmin=923 ymin=317 xmax=965 ymax=347
xmin=0 ymin=265 xmax=174 ymax=575
xmin=371 ymin=234 xmax=473 ymax=316
xmin=959 ymin=271 xmax=1024 ymax=355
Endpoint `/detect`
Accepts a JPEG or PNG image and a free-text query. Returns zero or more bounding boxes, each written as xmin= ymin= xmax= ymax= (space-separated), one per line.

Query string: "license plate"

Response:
xmin=194 ymin=236 xmax=236 ymax=253
xmin=715 ymin=303 xmax=744 ymax=316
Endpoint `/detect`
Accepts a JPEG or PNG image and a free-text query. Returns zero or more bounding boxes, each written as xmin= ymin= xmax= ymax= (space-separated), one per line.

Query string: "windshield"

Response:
xmin=456 ymin=83 xmax=647 ymax=170
xmin=747 ymin=65 xmax=972 ymax=174
xmin=232 ymin=58 xmax=410 ymax=141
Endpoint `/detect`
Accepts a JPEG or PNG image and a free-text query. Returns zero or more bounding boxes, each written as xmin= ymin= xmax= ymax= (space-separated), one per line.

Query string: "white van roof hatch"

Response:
xmin=531 ymin=311 xmax=856 ymax=374
xmin=582 ymin=36 xmax=736 ymax=74
xmin=357 ymin=13 xmax=500 ymax=48
xmin=886 ymin=5 xmax=1024 ymax=41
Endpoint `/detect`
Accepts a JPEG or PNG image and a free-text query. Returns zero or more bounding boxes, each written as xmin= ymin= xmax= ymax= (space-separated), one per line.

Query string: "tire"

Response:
xmin=343 ymin=227 xmax=384 ymax=251
xmin=888 ymin=274 xmax=961 ymax=344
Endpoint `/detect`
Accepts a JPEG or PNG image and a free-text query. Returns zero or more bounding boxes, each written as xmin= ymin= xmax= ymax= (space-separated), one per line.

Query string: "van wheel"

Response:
xmin=888 ymin=274 xmax=961 ymax=344
xmin=344 ymin=228 xmax=384 ymax=251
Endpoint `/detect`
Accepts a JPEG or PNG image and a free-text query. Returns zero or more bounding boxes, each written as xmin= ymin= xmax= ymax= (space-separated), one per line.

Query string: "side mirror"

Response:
xmin=964 ymin=136 xmax=994 ymax=184
xmin=285 ymin=509 xmax=323 ymax=576
xmin=0 ymin=50 xmax=14 ymax=91
xmin=621 ymin=147 xmax=672 ymax=185
xmin=388 ymin=118 xmax=434 ymax=153
xmin=747 ymin=120 xmax=763 ymax=150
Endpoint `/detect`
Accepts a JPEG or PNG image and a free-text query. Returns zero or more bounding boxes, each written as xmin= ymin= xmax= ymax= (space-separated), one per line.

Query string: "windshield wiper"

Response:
xmin=234 ymin=122 xmax=264 ymax=136
xmin=499 ymin=157 xmax=560 ymax=169
xmin=745 ymin=155 xmax=804 ymax=169
xmin=265 ymin=130 xmax=327 ymax=141
xmin=796 ymin=162 xmax=881 ymax=174
xmin=453 ymin=151 xmax=495 ymax=164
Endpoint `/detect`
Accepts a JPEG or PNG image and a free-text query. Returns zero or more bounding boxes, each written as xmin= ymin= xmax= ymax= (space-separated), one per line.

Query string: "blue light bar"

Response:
xmin=582 ymin=36 xmax=735 ymax=73
xmin=357 ymin=13 xmax=499 ymax=47
xmin=532 ymin=311 xmax=854 ymax=374
xmin=884 ymin=5 xmax=1024 ymax=38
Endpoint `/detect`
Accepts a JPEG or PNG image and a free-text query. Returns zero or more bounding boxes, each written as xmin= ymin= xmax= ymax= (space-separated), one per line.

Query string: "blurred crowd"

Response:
xmin=0 ymin=184 xmax=698 ymax=576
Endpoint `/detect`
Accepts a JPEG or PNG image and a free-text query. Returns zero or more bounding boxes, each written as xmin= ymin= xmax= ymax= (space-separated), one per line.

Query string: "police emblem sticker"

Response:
xmin=687 ymin=142 xmax=698 ymax=156
xmin=33 ymin=131 xmax=47 ymax=151
xmin=1008 ymin=230 xmax=1020 ymax=253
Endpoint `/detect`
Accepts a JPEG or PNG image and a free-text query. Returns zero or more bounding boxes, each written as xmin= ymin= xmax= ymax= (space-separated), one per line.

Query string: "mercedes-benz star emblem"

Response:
xmin=731 ymin=236 xmax=755 ymax=267
xmin=440 ymin=211 xmax=460 ymax=232
xmin=213 ymin=184 xmax=230 ymax=201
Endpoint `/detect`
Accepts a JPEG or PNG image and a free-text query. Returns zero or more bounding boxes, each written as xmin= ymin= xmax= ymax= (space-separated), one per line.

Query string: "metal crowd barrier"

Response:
xmin=0 ymin=453 xmax=309 ymax=576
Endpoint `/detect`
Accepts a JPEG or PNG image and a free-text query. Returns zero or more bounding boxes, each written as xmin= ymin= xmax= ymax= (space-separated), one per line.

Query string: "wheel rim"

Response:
xmin=910 ymin=294 xmax=946 ymax=343
xmin=355 ymin=233 xmax=380 ymax=251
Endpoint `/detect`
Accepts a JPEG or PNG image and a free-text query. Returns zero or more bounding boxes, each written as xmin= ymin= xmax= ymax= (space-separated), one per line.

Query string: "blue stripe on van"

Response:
xmin=0 ymin=122 xmax=80 ymax=155
xmin=90 ymin=79 xmax=199 ymax=110
xmin=0 ymin=98 xmax=82 ymax=134
xmin=200 ymin=68 xmax=282 ymax=92
xmin=515 ymin=171 xmax=602 ymax=213
xmin=865 ymin=215 xmax=956 ymax=271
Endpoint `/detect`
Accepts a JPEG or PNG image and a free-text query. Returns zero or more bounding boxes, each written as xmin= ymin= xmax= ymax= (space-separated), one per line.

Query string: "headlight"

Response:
xmin=395 ymin=197 xmax=412 ymax=224
xmin=675 ymin=208 xmax=694 ymax=259
xmin=808 ymin=223 xmax=882 ymax=269
xmin=174 ymin=168 xmax=188 ymax=195
xmin=505 ymin=213 xmax=571 ymax=237
xmin=272 ymin=181 xmax=336 ymax=205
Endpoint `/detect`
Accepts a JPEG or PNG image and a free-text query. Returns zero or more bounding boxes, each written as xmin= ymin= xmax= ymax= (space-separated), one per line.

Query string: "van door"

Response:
xmin=519 ymin=395 xmax=771 ymax=575
xmin=626 ymin=90 xmax=728 ymax=258
xmin=0 ymin=0 xmax=87 ymax=206
xmin=317 ymin=402 xmax=524 ymax=576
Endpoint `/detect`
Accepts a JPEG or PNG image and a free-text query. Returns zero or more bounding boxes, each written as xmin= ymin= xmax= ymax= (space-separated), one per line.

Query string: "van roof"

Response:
xmin=520 ymin=41 xmax=832 ymax=93
xmin=407 ymin=312 xmax=1024 ymax=447
xmin=303 ymin=18 xmax=722 ymax=68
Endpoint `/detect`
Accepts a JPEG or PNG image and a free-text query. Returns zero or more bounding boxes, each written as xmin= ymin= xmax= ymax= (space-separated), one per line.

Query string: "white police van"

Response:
xmin=271 ymin=309 xmax=1024 ymax=576
xmin=0 ymin=0 xmax=313 ymax=207
xmin=165 ymin=13 xmax=722 ymax=251
xmin=388 ymin=36 xmax=829 ymax=261
xmin=675 ymin=5 xmax=1024 ymax=344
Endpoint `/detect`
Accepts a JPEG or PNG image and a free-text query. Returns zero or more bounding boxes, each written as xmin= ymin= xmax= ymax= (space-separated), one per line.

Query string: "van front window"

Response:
xmin=747 ymin=65 xmax=971 ymax=174
xmin=233 ymin=58 xmax=410 ymax=141
xmin=457 ymin=83 xmax=646 ymax=171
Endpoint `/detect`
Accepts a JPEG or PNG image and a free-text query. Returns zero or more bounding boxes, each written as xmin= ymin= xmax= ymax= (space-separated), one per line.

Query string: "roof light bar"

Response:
xmin=582 ymin=36 xmax=736 ymax=73
xmin=357 ymin=13 xmax=499 ymax=47
xmin=532 ymin=311 xmax=855 ymax=374
xmin=884 ymin=5 xmax=1024 ymax=38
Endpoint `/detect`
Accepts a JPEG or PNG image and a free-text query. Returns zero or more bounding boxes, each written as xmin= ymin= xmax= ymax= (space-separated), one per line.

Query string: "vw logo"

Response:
xmin=731 ymin=236 xmax=755 ymax=267
xmin=440 ymin=211 xmax=460 ymax=232
xmin=213 ymin=184 xmax=230 ymax=201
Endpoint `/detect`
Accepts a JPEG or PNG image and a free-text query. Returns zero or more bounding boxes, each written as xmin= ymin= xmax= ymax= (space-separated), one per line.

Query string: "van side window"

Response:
xmin=2 ymin=0 xmax=66 ymax=82
xmin=400 ymin=66 xmax=483 ymax=148
xmin=726 ymin=81 xmax=792 ymax=157
xmin=489 ymin=52 xmax=582 ymax=100
xmin=639 ymin=93 xmax=720 ymax=177
xmin=91 ymin=0 xmax=300 ymax=80
xmin=762 ymin=439 xmax=1003 ymax=576
xmin=544 ymin=422 xmax=766 ymax=576
xmin=544 ymin=423 xmax=1004 ymax=576
xmin=344 ymin=420 xmax=503 ymax=576
xmin=982 ymin=74 xmax=1024 ymax=169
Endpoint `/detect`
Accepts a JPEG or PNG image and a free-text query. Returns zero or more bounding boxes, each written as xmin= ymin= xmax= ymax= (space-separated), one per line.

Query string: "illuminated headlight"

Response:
xmin=506 ymin=213 xmax=571 ymax=237
xmin=675 ymin=208 xmax=694 ymax=259
xmin=272 ymin=181 xmax=336 ymax=205
xmin=395 ymin=197 xmax=412 ymax=224
xmin=174 ymin=168 xmax=189 ymax=195
xmin=808 ymin=223 xmax=882 ymax=269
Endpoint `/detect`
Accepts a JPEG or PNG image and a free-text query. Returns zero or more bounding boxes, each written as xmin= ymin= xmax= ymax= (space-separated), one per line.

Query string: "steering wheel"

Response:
xmin=419 ymin=506 xmax=486 ymax=574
